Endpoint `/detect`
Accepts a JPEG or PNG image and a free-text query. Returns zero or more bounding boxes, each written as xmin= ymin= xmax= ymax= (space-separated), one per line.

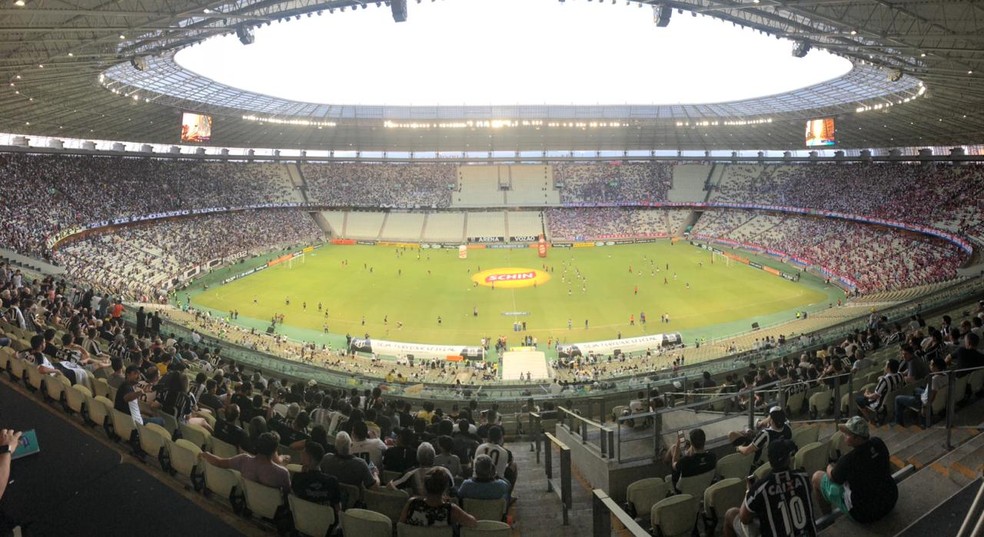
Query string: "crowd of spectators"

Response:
xmin=52 ymin=210 xmax=323 ymax=301
xmin=553 ymin=162 xmax=672 ymax=204
xmin=301 ymin=163 xmax=456 ymax=209
xmin=0 ymin=154 xmax=298 ymax=259
xmin=545 ymin=208 xmax=678 ymax=240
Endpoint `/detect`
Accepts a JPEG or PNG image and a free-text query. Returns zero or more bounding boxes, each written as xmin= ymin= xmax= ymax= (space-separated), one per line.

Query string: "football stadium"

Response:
xmin=1 ymin=0 xmax=984 ymax=536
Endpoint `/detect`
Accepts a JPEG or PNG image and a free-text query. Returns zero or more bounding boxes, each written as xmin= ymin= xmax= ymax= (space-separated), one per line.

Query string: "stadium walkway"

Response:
xmin=510 ymin=440 xmax=594 ymax=537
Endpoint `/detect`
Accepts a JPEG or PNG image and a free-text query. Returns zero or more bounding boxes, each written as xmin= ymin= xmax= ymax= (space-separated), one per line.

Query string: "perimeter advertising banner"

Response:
xmin=557 ymin=333 xmax=682 ymax=357
xmin=349 ymin=338 xmax=485 ymax=360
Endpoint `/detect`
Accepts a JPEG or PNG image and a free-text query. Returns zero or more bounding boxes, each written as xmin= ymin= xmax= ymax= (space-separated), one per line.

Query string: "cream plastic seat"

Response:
xmin=89 ymin=395 xmax=115 ymax=436
xmin=625 ymin=477 xmax=671 ymax=520
xmin=139 ymin=422 xmax=174 ymax=471
xmin=44 ymin=373 xmax=71 ymax=405
xmin=715 ymin=452 xmax=753 ymax=480
xmin=461 ymin=520 xmax=511 ymax=537
xmin=364 ymin=487 xmax=409 ymax=526
xmin=675 ymin=469 xmax=715 ymax=501
xmin=203 ymin=458 xmax=243 ymax=508
xmin=461 ymin=498 xmax=506 ymax=522
xmin=289 ymin=494 xmax=337 ymax=537
xmin=397 ymin=522 xmax=454 ymax=537
xmin=65 ymin=384 xmax=92 ymax=418
xmin=793 ymin=441 xmax=828 ymax=476
xmin=210 ymin=436 xmax=239 ymax=458
xmin=93 ymin=378 xmax=112 ymax=399
xmin=341 ymin=508 xmax=391 ymax=537
xmin=702 ymin=478 xmax=744 ymax=536
xmin=791 ymin=426 xmax=819 ymax=450
xmin=752 ymin=462 xmax=772 ymax=481
xmin=8 ymin=355 xmax=26 ymax=382
xmin=651 ymin=494 xmax=699 ymax=537
xmin=241 ymin=476 xmax=286 ymax=520
xmin=170 ymin=438 xmax=203 ymax=487
xmin=809 ymin=388 xmax=832 ymax=419
xmin=338 ymin=482 xmax=363 ymax=510
xmin=180 ymin=422 xmax=212 ymax=451
xmin=25 ymin=363 xmax=45 ymax=393
xmin=111 ymin=408 xmax=140 ymax=445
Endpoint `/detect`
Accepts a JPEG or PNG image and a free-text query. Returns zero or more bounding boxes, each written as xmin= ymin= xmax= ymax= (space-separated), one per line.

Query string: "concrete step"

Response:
xmin=896 ymin=478 xmax=983 ymax=537
xmin=949 ymin=443 xmax=984 ymax=487
xmin=891 ymin=428 xmax=978 ymax=471
xmin=926 ymin=432 xmax=984 ymax=486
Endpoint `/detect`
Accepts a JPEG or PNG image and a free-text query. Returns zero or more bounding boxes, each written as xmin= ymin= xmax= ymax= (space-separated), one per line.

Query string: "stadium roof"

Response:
xmin=1 ymin=0 xmax=983 ymax=152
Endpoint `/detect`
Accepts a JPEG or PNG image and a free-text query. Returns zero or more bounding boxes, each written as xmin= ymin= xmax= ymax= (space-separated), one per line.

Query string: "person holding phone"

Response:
xmin=0 ymin=428 xmax=23 ymax=501
xmin=664 ymin=428 xmax=716 ymax=493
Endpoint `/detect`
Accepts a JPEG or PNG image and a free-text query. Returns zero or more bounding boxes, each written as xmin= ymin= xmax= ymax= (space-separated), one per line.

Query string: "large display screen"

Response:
xmin=805 ymin=118 xmax=835 ymax=147
xmin=180 ymin=112 xmax=212 ymax=143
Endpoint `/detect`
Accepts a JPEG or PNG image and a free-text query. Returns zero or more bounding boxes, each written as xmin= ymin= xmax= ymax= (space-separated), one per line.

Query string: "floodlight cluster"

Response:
xmin=855 ymin=84 xmax=926 ymax=113
xmin=241 ymin=115 xmax=337 ymax=127
xmin=382 ymin=120 xmax=629 ymax=129
xmin=675 ymin=118 xmax=773 ymax=127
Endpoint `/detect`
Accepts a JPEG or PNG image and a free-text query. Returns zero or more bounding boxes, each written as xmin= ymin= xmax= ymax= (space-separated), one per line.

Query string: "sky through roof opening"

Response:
xmin=175 ymin=0 xmax=853 ymax=107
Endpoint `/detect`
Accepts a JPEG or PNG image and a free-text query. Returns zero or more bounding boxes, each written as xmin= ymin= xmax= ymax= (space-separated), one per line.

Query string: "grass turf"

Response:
xmin=190 ymin=241 xmax=834 ymax=347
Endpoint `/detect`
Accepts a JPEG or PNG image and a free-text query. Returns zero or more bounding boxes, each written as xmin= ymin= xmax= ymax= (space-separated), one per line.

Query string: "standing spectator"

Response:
xmin=724 ymin=439 xmax=816 ymax=537
xmin=812 ymin=416 xmax=898 ymax=524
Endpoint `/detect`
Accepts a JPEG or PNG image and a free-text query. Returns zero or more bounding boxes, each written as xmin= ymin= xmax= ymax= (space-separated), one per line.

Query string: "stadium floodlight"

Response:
xmin=391 ymin=0 xmax=407 ymax=21
xmin=236 ymin=25 xmax=255 ymax=45
xmin=652 ymin=3 xmax=671 ymax=27
xmin=887 ymin=68 xmax=903 ymax=82
xmin=791 ymin=40 xmax=811 ymax=58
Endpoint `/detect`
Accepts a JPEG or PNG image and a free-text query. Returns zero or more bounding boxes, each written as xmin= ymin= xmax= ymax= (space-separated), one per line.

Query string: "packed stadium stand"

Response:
xmin=5 ymin=0 xmax=984 ymax=533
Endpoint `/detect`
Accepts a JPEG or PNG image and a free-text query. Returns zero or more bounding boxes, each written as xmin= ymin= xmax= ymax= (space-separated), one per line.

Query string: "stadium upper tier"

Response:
xmin=2 ymin=155 xmax=981 ymax=296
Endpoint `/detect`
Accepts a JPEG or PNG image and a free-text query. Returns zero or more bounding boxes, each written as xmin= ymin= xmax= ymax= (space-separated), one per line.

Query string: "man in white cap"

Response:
xmin=811 ymin=416 xmax=898 ymax=524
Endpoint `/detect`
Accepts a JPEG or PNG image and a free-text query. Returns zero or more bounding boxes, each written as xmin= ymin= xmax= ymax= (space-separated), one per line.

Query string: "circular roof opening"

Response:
xmin=175 ymin=0 xmax=852 ymax=107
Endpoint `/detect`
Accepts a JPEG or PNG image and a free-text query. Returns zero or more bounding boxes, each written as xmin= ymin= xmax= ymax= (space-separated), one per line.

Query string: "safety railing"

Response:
xmin=557 ymin=405 xmax=615 ymax=459
xmin=543 ymin=432 xmax=573 ymax=526
xmin=592 ymin=489 xmax=651 ymax=537
xmin=956 ymin=476 xmax=984 ymax=537
xmin=924 ymin=364 xmax=984 ymax=450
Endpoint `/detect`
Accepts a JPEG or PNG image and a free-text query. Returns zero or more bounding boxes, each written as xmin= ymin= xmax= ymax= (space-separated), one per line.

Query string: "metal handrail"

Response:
xmin=955 ymin=476 xmax=984 ymax=537
xmin=923 ymin=364 xmax=984 ymax=449
xmin=592 ymin=489 xmax=650 ymax=537
xmin=543 ymin=432 xmax=573 ymax=526
xmin=557 ymin=406 xmax=615 ymax=459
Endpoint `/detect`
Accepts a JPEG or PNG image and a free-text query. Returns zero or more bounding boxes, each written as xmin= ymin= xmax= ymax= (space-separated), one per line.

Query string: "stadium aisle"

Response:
xmin=508 ymin=440 xmax=593 ymax=537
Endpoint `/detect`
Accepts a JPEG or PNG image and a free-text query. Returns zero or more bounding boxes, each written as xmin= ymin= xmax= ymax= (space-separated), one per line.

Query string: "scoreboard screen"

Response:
xmin=180 ymin=112 xmax=212 ymax=143
xmin=805 ymin=118 xmax=835 ymax=147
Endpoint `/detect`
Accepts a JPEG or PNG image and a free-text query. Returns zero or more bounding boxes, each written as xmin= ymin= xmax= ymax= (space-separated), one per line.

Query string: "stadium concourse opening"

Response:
xmin=471 ymin=267 xmax=551 ymax=289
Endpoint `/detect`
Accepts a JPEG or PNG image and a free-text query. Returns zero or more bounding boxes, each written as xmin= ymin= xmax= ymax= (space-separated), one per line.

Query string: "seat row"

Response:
xmin=1 ymin=348 xmax=511 ymax=536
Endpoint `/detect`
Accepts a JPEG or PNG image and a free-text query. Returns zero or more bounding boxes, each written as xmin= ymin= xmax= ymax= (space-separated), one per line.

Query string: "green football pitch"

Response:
xmin=187 ymin=241 xmax=839 ymax=348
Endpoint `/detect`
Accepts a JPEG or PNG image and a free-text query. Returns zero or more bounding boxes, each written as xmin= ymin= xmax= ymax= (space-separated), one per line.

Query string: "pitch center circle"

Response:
xmin=471 ymin=267 xmax=551 ymax=289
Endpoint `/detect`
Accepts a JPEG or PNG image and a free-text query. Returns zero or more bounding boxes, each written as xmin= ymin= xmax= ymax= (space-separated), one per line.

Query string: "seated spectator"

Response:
xmin=475 ymin=425 xmax=517 ymax=490
xmin=198 ymin=379 xmax=224 ymax=413
xmin=730 ymin=407 xmax=792 ymax=466
xmin=724 ymin=439 xmax=816 ymax=537
xmin=384 ymin=428 xmax=419 ymax=474
xmin=291 ymin=440 xmax=340 ymax=512
xmin=350 ymin=420 xmax=387 ymax=468
xmin=200 ymin=431 xmax=291 ymax=493
xmin=433 ymin=435 xmax=462 ymax=479
xmin=388 ymin=442 xmax=455 ymax=496
xmin=212 ymin=404 xmax=248 ymax=451
xmin=114 ymin=365 xmax=164 ymax=427
xmin=399 ymin=468 xmax=477 ymax=529
xmin=894 ymin=357 xmax=947 ymax=428
xmin=319 ymin=431 xmax=378 ymax=489
xmin=457 ymin=455 xmax=509 ymax=502
xmin=855 ymin=359 xmax=904 ymax=424
xmin=666 ymin=428 xmax=717 ymax=493
xmin=812 ymin=416 xmax=898 ymax=524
